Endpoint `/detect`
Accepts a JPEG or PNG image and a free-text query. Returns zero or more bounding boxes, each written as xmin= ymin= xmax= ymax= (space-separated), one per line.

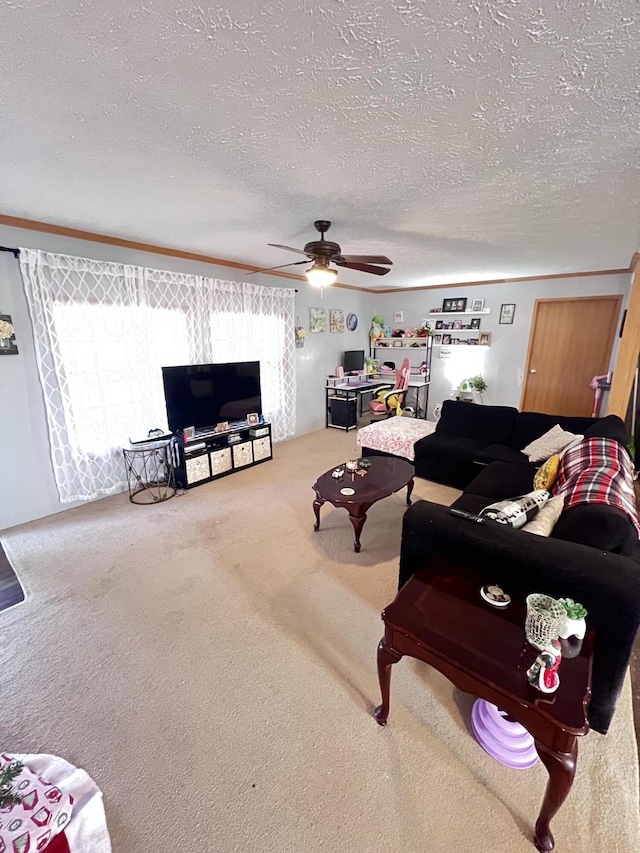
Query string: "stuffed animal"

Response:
xmin=370 ymin=316 xmax=385 ymax=340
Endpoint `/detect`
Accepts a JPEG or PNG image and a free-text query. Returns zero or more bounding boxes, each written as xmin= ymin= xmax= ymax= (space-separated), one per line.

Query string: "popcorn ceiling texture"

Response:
xmin=1 ymin=1 xmax=639 ymax=289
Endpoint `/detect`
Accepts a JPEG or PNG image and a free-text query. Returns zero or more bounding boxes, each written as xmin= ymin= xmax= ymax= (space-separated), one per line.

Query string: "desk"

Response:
xmin=325 ymin=377 xmax=390 ymax=430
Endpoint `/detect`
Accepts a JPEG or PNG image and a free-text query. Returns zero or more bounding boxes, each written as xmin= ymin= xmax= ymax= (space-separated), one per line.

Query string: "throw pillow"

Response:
xmin=480 ymin=489 xmax=549 ymax=528
xmin=523 ymin=425 xmax=578 ymax=462
xmin=521 ymin=496 xmax=564 ymax=536
xmin=533 ymin=454 xmax=560 ymax=491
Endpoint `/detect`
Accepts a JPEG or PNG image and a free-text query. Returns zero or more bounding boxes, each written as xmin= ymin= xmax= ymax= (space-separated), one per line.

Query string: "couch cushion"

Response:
xmin=512 ymin=412 xmax=597 ymax=449
xmin=418 ymin=432 xmax=487 ymax=463
xmin=523 ymin=424 xmax=580 ymax=462
xmin=450 ymin=493 xmax=492 ymax=515
xmin=552 ymin=504 xmax=638 ymax=553
xmin=584 ymin=415 xmax=629 ymax=447
xmin=474 ymin=443 xmax=533 ymax=466
xmin=466 ymin=461 xmax=538 ymax=501
xmin=437 ymin=400 xmax=517 ymax=444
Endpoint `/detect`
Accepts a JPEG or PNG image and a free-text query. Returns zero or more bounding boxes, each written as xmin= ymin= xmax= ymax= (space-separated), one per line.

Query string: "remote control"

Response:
xmin=449 ymin=508 xmax=485 ymax=524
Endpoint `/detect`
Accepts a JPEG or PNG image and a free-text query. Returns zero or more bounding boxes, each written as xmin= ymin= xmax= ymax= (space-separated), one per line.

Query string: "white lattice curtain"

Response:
xmin=19 ymin=249 xmax=296 ymax=503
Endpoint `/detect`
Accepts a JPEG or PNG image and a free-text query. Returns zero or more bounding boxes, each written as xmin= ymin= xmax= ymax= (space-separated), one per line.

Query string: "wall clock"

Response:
xmin=346 ymin=312 xmax=358 ymax=331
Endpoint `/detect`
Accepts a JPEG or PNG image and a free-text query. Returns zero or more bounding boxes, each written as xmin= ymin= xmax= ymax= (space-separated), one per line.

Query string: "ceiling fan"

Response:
xmin=254 ymin=220 xmax=393 ymax=288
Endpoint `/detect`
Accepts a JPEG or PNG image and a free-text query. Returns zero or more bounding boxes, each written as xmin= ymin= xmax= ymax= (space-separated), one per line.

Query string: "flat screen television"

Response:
xmin=343 ymin=350 xmax=365 ymax=373
xmin=162 ymin=361 xmax=262 ymax=432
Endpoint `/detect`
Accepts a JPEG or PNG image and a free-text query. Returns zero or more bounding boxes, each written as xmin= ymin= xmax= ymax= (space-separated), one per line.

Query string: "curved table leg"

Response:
xmin=374 ymin=637 xmax=403 ymax=726
xmin=533 ymin=738 xmax=578 ymax=852
xmin=313 ymin=497 xmax=325 ymax=531
xmin=406 ymin=477 xmax=414 ymax=506
xmin=348 ymin=502 xmax=372 ymax=552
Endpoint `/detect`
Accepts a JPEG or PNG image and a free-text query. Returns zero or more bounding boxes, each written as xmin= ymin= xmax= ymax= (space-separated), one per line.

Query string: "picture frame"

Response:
xmin=215 ymin=421 xmax=230 ymax=433
xmin=329 ymin=309 xmax=345 ymax=333
xmin=0 ymin=314 xmax=18 ymax=355
xmin=456 ymin=298 xmax=467 ymax=312
xmin=346 ymin=312 xmax=358 ymax=331
xmin=183 ymin=426 xmax=196 ymax=442
xmin=468 ymin=338 xmax=478 ymax=345
xmin=442 ymin=334 xmax=452 ymax=345
xmin=433 ymin=334 xmax=442 ymax=345
xmin=247 ymin=413 xmax=260 ymax=426
xmin=471 ymin=298 xmax=485 ymax=312
xmin=309 ymin=307 xmax=327 ymax=333
xmin=470 ymin=317 xmax=481 ymax=330
xmin=453 ymin=320 xmax=461 ymax=330
xmin=479 ymin=332 xmax=492 ymax=346
xmin=435 ymin=320 xmax=443 ymax=330
xmin=393 ymin=311 xmax=404 ymax=323
xmin=451 ymin=338 xmax=460 ymax=345
xmin=500 ymin=303 xmax=516 ymax=324
xmin=442 ymin=299 xmax=453 ymax=312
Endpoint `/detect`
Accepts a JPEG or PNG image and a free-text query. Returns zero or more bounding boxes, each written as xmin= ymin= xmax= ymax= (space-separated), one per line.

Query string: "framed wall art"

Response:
xmin=471 ymin=298 xmax=485 ymax=312
xmin=500 ymin=304 xmax=516 ymax=324
xmin=0 ymin=314 xmax=18 ymax=355
xmin=309 ymin=307 xmax=327 ymax=333
xmin=329 ymin=309 xmax=345 ymax=333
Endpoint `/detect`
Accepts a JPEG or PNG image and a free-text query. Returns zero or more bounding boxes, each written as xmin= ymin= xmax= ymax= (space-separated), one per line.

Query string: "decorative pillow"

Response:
xmin=480 ymin=490 xmax=549 ymax=528
xmin=522 ymin=425 xmax=578 ymax=462
xmin=521 ymin=496 xmax=565 ymax=536
xmin=533 ymin=454 xmax=560 ymax=491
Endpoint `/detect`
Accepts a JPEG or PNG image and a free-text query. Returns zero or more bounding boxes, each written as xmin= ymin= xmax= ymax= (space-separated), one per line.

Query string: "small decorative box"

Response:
xmin=249 ymin=427 xmax=269 ymax=438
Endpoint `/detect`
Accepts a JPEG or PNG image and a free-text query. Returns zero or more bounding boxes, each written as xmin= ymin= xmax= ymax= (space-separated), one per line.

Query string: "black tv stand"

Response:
xmin=175 ymin=421 xmax=272 ymax=488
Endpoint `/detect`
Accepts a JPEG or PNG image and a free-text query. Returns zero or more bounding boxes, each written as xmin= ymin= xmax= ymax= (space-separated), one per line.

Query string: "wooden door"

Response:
xmin=521 ymin=296 xmax=622 ymax=416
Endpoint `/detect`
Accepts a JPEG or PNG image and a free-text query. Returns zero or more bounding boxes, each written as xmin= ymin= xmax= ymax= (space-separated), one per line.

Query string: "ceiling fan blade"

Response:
xmin=267 ymin=243 xmax=310 ymax=256
xmin=247 ymin=260 xmax=308 ymax=275
xmin=338 ymin=254 xmax=393 ymax=265
xmin=335 ymin=261 xmax=391 ymax=276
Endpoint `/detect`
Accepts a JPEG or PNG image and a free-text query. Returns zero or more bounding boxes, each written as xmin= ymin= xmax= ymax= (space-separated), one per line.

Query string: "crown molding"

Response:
xmin=0 ymin=214 xmax=373 ymax=292
xmin=0 ymin=214 xmax=635 ymax=295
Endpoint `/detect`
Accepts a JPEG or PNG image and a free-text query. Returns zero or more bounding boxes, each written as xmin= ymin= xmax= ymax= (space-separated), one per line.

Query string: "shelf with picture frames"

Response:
xmin=428 ymin=309 xmax=491 ymax=316
xmin=432 ymin=342 xmax=490 ymax=347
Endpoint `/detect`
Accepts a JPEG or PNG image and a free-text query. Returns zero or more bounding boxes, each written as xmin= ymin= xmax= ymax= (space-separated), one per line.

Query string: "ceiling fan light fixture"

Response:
xmin=305 ymin=262 xmax=338 ymax=288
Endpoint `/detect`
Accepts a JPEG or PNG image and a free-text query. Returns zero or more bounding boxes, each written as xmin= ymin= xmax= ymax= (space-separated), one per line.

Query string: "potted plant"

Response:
xmin=558 ymin=598 xmax=587 ymax=640
xmin=470 ymin=375 xmax=487 ymax=393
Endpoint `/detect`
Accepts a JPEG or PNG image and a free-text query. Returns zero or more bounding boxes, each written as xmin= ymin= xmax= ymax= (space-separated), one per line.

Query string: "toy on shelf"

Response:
xmin=364 ymin=356 xmax=378 ymax=374
xmin=527 ymin=638 xmax=562 ymax=694
xmin=370 ymin=316 xmax=385 ymax=340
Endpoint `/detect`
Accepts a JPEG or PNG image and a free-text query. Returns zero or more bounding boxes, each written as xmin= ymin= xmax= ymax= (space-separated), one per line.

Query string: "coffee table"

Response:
xmin=312 ymin=456 xmax=414 ymax=552
xmin=374 ymin=561 xmax=593 ymax=852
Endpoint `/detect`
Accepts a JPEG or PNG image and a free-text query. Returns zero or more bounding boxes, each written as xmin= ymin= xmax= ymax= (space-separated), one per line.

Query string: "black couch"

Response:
xmin=400 ymin=402 xmax=640 ymax=734
xmin=413 ymin=399 xmax=609 ymax=489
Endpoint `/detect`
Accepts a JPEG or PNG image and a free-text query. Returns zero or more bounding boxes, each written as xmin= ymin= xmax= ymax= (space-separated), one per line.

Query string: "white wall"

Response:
xmin=373 ymin=274 xmax=631 ymax=417
xmin=0 ymin=223 xmax=370 ymax=529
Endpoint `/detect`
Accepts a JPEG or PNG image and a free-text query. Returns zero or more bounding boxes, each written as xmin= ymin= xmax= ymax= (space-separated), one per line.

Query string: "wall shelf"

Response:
xmin=428 ymin=310 xmax=491 ymax=316
xmin=432 ymin=343 xmax=489 ymax=348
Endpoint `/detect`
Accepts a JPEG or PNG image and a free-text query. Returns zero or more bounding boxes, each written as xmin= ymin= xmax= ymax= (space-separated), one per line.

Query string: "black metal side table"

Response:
xmin=123 ymin=440 xmax=177 ymax=504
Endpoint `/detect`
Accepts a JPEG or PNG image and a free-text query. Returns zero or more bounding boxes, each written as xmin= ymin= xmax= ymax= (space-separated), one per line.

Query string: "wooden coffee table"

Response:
xmin=312 ymin=456 xmax=414 ymax=552
xmin=374 ymin=561 xmax=593 ymax=852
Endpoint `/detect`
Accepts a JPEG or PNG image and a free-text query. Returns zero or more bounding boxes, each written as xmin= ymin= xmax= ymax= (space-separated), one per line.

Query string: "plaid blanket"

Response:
xmin=553 ymin=437 xmax=640 ymax=536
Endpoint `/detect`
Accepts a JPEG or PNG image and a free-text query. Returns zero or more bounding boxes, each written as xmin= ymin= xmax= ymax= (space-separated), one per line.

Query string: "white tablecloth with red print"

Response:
xmin=357 ymin=418 xmax=436 ymax=461
xmin=1 ymin=754 xmax=111 ymax=853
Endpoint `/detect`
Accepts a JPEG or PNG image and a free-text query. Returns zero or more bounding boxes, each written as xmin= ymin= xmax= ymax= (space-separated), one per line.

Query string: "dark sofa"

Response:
xmin=413 ymin=399 xmax=605 ymax=489
xmin=400 ymin=402 xmax=640 ymax=734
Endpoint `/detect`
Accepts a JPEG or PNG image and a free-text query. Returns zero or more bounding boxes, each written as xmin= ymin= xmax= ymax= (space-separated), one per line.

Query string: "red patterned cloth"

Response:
xmin=553 ymin=437 xmax=640 ymax=535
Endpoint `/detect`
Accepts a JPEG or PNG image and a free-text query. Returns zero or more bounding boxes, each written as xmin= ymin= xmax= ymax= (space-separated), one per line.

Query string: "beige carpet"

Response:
xmin=1 ymin=429 xmax=638 ymax=852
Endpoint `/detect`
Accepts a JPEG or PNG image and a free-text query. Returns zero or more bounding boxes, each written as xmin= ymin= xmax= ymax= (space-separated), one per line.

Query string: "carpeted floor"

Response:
xmin=1 ymin=429 xmax=638 ymax=852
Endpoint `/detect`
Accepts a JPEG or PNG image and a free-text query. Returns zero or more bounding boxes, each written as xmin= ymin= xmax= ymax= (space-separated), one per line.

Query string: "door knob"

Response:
xmin=529 ymin=369 xmax=537 ymax=374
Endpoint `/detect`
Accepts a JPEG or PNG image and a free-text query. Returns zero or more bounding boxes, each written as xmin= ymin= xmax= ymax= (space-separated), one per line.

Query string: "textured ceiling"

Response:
xmin=1 ymin=1 xmax=640 ymax=289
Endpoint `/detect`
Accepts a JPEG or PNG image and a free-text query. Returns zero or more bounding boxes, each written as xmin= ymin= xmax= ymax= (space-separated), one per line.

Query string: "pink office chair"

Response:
xmin=368 ymin=358 xmax=411 ymax=419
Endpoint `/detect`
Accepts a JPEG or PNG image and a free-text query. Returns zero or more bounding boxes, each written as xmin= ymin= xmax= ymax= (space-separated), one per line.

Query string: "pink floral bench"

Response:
xmin=357 ymin=418 xmax=436 ymax=462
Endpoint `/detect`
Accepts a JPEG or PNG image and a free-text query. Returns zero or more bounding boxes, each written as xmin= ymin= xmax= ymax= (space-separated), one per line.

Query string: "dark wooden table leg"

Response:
xmin=348 ymin=502 xmax=372 ymax=552
xmin=374 ymin=637 xmax=403 ymax=725
xmin=313 ymin=497 xmax=325 ymax=531
xmin=533 ymin=738 xmax=578 ymax=852
xmin=406 ymin=478 xmax=414 ymax=505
